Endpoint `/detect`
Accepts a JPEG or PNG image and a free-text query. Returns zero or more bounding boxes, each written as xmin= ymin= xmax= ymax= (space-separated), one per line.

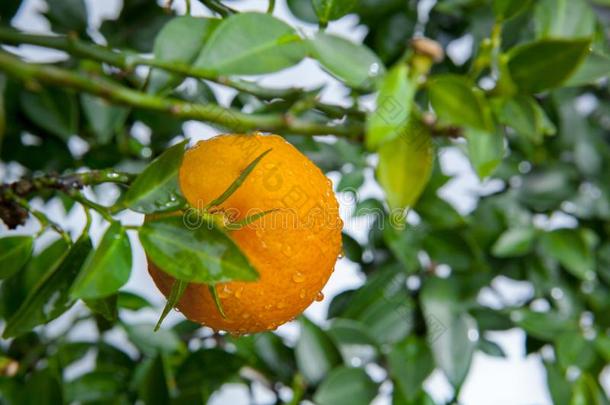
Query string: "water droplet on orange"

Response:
xmin=299 ymin=289 xmax=306 ymax=299
xmin=277 ymin=301 xmax=287 ymax=309
xmin=235 ymin=288 xmax=243 ymax=298
xmin=315 ymin=291 xmax=324 ymax=302
xmin=292 ymin=271 xmax=305 ymax=283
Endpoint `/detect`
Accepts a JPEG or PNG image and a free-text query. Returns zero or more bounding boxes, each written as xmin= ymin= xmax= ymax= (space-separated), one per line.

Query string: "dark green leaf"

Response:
xmin=65 ymin=370 xmax=126 ymax=404
xmin=313 ymin=367 xmax=378 ymax=405
xmin=328 ymin=318 xmax=379 ymax=363
xmin=155 ymin=279 xmax=187 ymax=331
xmin=309 ymin=32 xmax=385 ymax=90
xmin=506 ymin=39 xmax=591 ymax=93
xmin=341 ymin=232 xmax=363 ymax=263
xmin=136 ymin=354 xmax=171 ymax=405
xmin=493 ymin=0 xmax=533 ymax=20
xmin=545 ymin=361 xmax=571 ymax=405
xmin=337 ymin=169 xmax=365 ymax=192
xmin=539 ymin=228 xmax=595 ymax=281
xmin=24 ymin=368 xmax=63 ymax=405
xmin=0 ymin=235 xmax=33 ymax=279
xmin=44 ymin=0 xmax=88 ymax=35
xmin=71 ymin=222 xmax=132 ymax=299
xmin=3 ymin=236 xmax=92 ymax=338
xmin=195 ymin=13 xmax=306 ymax=75
xmin=125 ymin=323 xmax=185 ymax=356
xmin=81 ymin=94 xmax=128 ymax=144
xmin=85 ymin=294 xmax=118 ymax=323
xmin=313 ymin=0 xmax=358 ymax=25
xmin=555 ymin=331 xmax=596 ymax=370
xmin=20 ymin=88 xmax=78 ymax=140
xmin=512 ymin=309 xmax=578 ymax=340
xmin=286 ymin=0 xmax=318 ymax=23
xmin=388 ymin=336 xmax=434 ymax=401
xmin=295 ymin=317 xmax=342 ymax=384
xmin=478 ymin=338 xmax=506 ymax=357
xmin=566 ymin=51 xmax=610 ymax=86
xmin=117 ymin=140 xmax=187 ymax=213
xmin=0 ymin=0 xmax=23 ymax=22
xmin=139 ymin=215 xmax=258 ymax=283
xmin=117 ymin=291 xmax=152 ymax=311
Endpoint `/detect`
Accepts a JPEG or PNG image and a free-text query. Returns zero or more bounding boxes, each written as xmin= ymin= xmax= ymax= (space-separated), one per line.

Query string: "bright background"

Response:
xmin=1 ymin=0 xmax=561 ymax=403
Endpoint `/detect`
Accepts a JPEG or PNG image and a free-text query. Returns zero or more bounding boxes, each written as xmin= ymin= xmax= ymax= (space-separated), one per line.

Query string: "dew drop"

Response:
xmin=218 ymin=285 xmax=232 ymax=299
xmin=292 ymin=271 xmax=305 ymax=283
xmin=315 ymin=291 xmax=324 ymax=302
xmin=299 ymin=289 xmax=306 ymax=299
xmin=368 ymin=63 xmax=380 ymax=77
xmin=277 ymin=301 xmax=287 ymax=309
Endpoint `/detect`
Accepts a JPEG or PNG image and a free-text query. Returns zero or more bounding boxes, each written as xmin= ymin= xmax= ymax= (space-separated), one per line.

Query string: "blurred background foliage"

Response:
xmin=1 ymin=0 xmax=610 ymax=404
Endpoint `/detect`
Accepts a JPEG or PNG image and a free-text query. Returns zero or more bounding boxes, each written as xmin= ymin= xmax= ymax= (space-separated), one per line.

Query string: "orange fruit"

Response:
xmin=148 ymin=133 xmax=343 ymax=333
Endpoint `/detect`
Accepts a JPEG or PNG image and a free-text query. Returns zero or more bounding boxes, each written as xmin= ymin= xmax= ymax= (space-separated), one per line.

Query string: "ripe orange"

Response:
xmin=148 ymin=133 xmax=343 ymax=333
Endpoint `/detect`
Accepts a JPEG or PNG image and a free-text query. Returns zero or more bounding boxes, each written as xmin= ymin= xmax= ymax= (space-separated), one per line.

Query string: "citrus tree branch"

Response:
xmin=0 ymin=27 xmax=307 ymax=100
xmin=0 ymin=50 xmax=363 ymax=138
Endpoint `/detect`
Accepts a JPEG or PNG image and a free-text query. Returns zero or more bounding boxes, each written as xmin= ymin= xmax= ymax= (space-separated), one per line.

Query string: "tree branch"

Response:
xmin=0 ymin=27 xmax=307 ymax=100
xmin=0 ymin=50 xmax=363 ymax=138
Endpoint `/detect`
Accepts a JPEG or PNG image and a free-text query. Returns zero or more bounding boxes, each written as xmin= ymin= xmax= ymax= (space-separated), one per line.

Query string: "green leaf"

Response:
xmin=3 ymin=235 xmax=92 ymax=338
xmin=341 ymin=232 xmax=363 ymax=263
xmin=286 ymin=0 xmax=318 ymax=23
xmin=570 ymin=374 xmax=608 ymax=405
xmin=313 ymin=367 xmax=378 ymax=405
xmin=388 ymin=336 xmax=434 ymax=401
xmin=148 ymin=16 xmax=220 ymax=94
xmin=0 ymin=235 xmax=33 ymax=279
xmin=327 ymin=318 xmax=379 ymax=363
xmin=117 ymin=291 xmax=152 ymax=311
xmin=65 ymin=370 xmax=126 ymax=404
xmin=366 ymin=64 xmax=416 ymax=150
xmin=466 ymin=128 xmax=505 ymax=179
xmin=506 ymin=39 xmax=591 ymax=93
xmin=195 ymin=12 xmax=306 ymax=75
xmin=117 ymin=140 xmax=187 ymax=213
xmin=428 ymin=74 xmax=493 ymax=131
xmin=125 ymin=323 xmax=185 ymax=356
xmin=493 ymin=96 xmax=550 ymax=144
xmin=376 ymin=120 xmax=434 ymax=211
xmin=493 ymin=0 xmax=533 ymax=20
xmin=44 ymin=0 xmax=88 ymax=35
xmin=81 ymin=94 xmax=128 ymax=144
xmin=555 ymin=332 xmax=596 ymax=370
xmin=535 ymin=0 xmax=596 ymax=39
xmin=539 ymin=228 xmax=595 ymax=280
xmin=478 ymin=338 xmax=506 ymax=358
xmin=337 ymin=169 xmax=364 ymax=192
xmin=0 ymin=0 xmax=23 ymax=22
xmin=206 ymin=148 xmax=272 ymax=209
xmin=309 ymin=32 xmax=385 ymax=90
xmin=545 ymin=361 xmax=572 ymax=405
xmin=491 ymin=227 xmax=536 ymax=257
xmin=421 ymin=277 xmax=477 ymax=388
xmin=154 ymin=279 xmax=188 ymax=331
xmin=295 ymin=317 xmax=342 ymax=384
xmin=84 ymin=294 xmax=118 ymax=323
xmin=136 ymin=354 xmax=171 ymax=405
xmin=20 ymin=88 xmax=78 ymax=140
xmin=24 ymin=369 xmax=63 ymax=405
xmin=139 ymin=215 xmax=258 ymax=283
xmin=512 ymin=309 xmax=578 ymax=340
xmin=71 ymin=222 xmax=132 ymax=299
xmin=312 ymin=0 xmax=358 ymax=25
xmin=566 ymin=51 xmax=610 ymax=86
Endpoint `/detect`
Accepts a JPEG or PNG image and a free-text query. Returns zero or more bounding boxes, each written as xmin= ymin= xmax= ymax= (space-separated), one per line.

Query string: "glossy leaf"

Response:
xmin=539 ymin=228 xmax=595 ymax=280
xmin=312 ymin=0 xmax=358 ymax=25
xmin=491 ymin=227 xmax=536 ymax=257
xmin=388 ymin=336 xmax=434 ymax=401
xmin=20 ymin=88 xmax=77 ymax=140
xmin=295 ymin=317 xmax=342 ymax=384
xmin=117 ymin=291 xmax=152 ymax=311
xmin=466 ymin=128 xmax=505 ymax=179
xmin=313 ymin=367 xmax=378 ymax=405
xmin=0 ymin=235 xmax=33 ymax=279
xmin=376 ymin=121 xmax=433 ymax=210
xmin=139 ymin=215 xmax=258 ymax=283
xmin=421 ymin=277 xmax=477 ymax=388
xmin=428 ymin=74 xmax=493 ymax=131
xmin=71 ymin=222 xmax=132 ymax=299
xmin=535 ymin=0 xmax=596 ymax=39
xmin=493 ymin=0 xmax=533 ymax=20
xmin=3 ymin=236 xmax=92 ymax=338
xmin=566 ymin=52 xmax=610 ymax=86
xmin=506 ymin=39 xmax=591 ymax=93
xmin=366 ymin=64 xmax=415 ymax=150
xmin=117 ymin=140 xmax=187 ymax=213
xmin=148 ymin=16 xmax=220 ymax=94
xmin=195 ymin=13 xmax=306 ymax=75
xmin=309 ymin=32 xmax=385 ymax=90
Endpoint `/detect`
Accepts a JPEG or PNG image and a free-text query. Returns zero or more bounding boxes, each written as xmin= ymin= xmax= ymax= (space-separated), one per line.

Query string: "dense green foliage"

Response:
xmin=1 ymin=0 xmax=610 ymax=403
